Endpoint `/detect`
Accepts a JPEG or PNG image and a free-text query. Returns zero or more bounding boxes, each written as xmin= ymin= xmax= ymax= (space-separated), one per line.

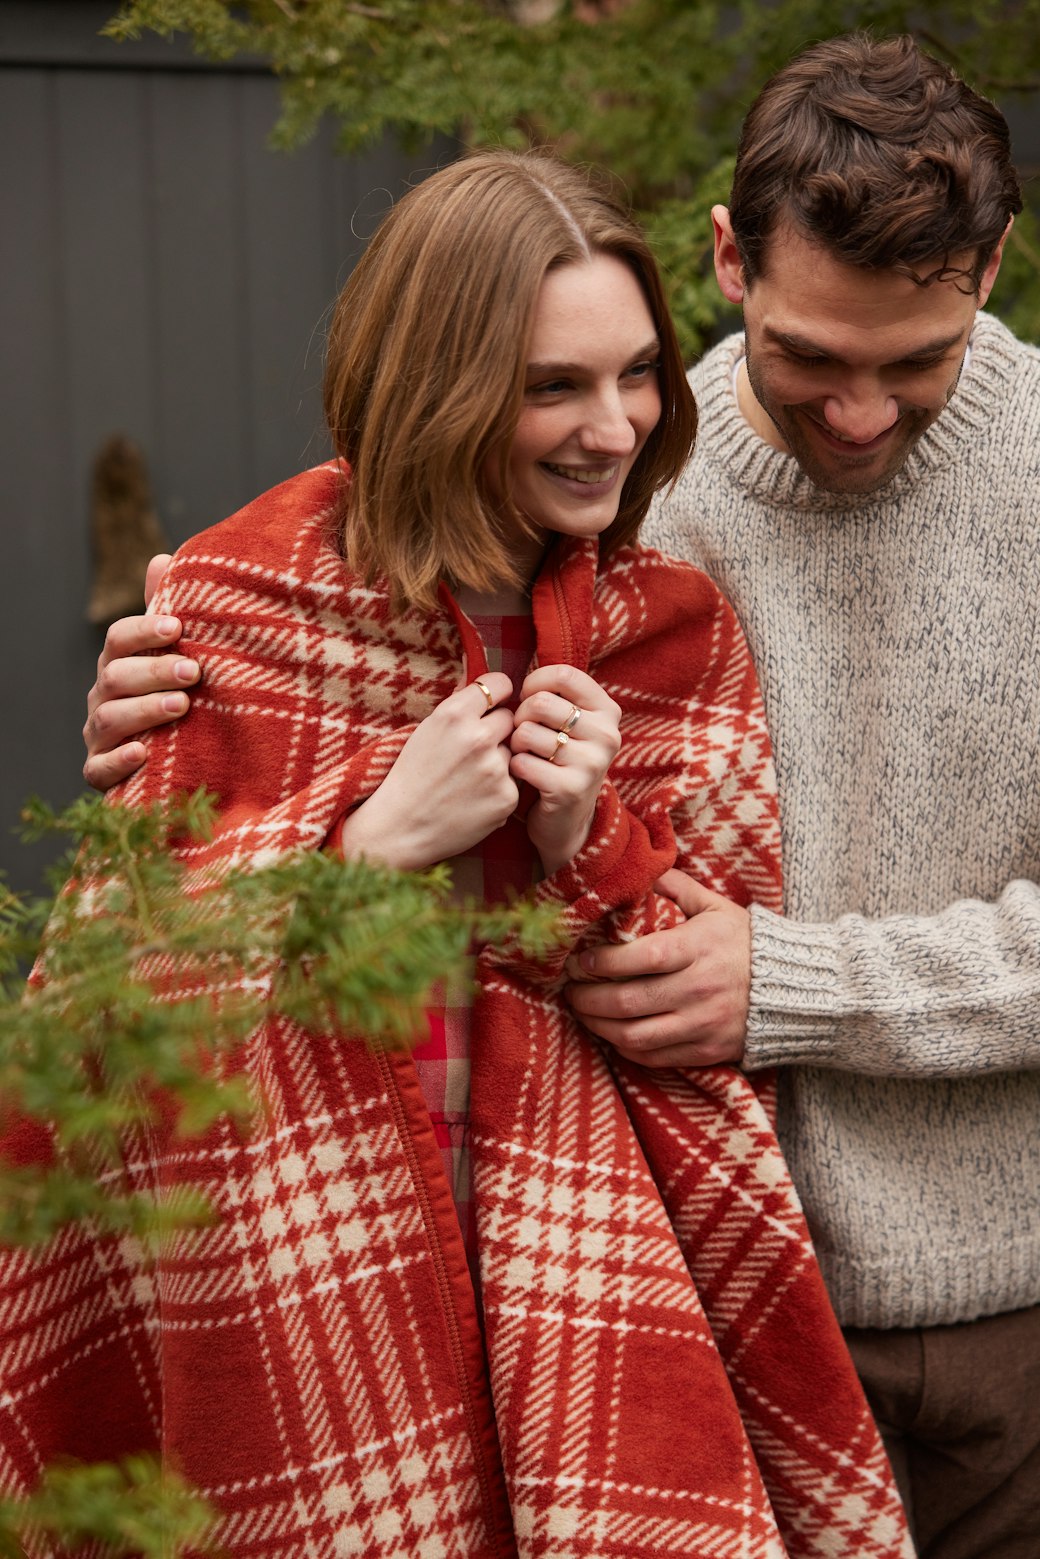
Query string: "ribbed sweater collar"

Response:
xmin=692 ymin=311 xmax=1020 ymax=512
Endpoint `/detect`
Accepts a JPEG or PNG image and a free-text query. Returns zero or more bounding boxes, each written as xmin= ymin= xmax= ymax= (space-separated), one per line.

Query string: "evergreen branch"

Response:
xmin=1 ymin=791 xmax=559 ymax=1246
xmin=97 ymin=0 xmax=1040 ymax=347
xmin=0 ymin=1456 xmax=215 ymax=1558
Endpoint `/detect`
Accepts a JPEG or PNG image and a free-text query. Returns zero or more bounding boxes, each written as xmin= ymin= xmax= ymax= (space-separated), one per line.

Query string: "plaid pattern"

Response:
xmin=0 ymin=466 xmax=912 ymax=1558
xmin=413 ymin=613 xmax=537 ymax=1270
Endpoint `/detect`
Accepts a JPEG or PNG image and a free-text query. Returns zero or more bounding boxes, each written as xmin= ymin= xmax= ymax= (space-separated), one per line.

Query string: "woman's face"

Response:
xmin=490 ymin=253 xmax=662 ymax=576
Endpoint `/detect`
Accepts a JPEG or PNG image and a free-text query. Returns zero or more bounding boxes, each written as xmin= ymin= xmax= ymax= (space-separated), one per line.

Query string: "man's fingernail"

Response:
xmin=162 ymin=693 xmax=189 ymax=714
xmin=156 ymin=616 xmax=178 ymax=637
xmin=174 ymin=659 xmax=198 ymax=682
xmin=579 ymin=950 xmax=595 ymax=972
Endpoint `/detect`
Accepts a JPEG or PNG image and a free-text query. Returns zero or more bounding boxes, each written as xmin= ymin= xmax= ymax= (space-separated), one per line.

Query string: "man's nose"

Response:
xmin=822 ymin=386 xmax=900 ymax=444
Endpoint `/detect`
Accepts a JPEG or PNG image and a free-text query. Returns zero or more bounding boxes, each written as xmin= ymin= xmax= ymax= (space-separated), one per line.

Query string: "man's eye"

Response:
xmin=786 ymin=352 xmax=828 ymax=367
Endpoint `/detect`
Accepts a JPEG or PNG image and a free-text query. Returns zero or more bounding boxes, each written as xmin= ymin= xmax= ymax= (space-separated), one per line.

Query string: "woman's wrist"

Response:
xmin=337 ymin=793 xmax=430 ymax=872
xmin=531 ymin=805 xmax=596 ymax=879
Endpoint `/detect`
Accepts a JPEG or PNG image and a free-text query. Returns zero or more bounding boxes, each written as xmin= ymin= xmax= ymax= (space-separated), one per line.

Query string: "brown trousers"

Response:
xmin=844 ymin=1305 xmax=1040 ymax=1559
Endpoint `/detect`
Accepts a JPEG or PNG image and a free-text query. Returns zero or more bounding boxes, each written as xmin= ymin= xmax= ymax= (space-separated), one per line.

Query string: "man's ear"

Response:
xmin=978 ymin=215 xmax=1013 ymax=308
xmin=712 ymin=205 xmax=745 ymax=305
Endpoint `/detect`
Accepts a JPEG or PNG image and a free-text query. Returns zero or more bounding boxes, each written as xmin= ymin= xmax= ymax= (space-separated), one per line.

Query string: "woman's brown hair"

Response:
xmin=323 ymin=149 xmax=696 ymax=611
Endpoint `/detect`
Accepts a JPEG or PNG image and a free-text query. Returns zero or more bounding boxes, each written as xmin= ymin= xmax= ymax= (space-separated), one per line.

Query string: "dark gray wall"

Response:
xmin=0 ymin=1 xmax=451 ymax=897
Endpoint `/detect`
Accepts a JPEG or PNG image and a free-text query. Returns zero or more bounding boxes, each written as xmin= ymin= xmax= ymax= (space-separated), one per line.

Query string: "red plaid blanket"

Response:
xmin=0 ymin=465 xmax=911 ymax=1558
xmin=412 ymin=611 xmax=538 ymax=1273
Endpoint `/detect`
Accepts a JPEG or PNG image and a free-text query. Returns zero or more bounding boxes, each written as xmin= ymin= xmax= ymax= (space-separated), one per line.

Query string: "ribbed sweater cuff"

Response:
xmin=744 ymin=906 xmax=858 ymax=1069
xmin=821 ymin=1234 xmax=1040 ymax=1329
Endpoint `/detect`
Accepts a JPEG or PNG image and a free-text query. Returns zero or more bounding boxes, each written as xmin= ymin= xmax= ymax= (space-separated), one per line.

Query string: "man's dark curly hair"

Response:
xmin=729 ymin=33 xmax=1023 ymax=293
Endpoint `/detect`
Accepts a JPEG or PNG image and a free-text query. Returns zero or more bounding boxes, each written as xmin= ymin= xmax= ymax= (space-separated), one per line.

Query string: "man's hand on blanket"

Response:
xmin=338 ymin=673 xmax=519 ymax=871
xmin=563 ymin=869 xmax=752 ymax=1067
xmin=509 ymin=664 xmax=622 ymax=878
xmin=84 ymin=553 xmax=201 ymax=792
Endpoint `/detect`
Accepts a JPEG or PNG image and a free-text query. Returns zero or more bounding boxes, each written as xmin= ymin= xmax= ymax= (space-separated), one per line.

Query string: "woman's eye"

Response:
xmin=527 ymin=379 xmax=569 ymax=396
xmin=626 ymin=359 xmax=660 ymax=380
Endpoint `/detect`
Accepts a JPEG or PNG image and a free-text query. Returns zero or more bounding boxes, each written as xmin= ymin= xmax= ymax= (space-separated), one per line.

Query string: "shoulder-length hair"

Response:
xmin=323 ymin=149 xmax=696 ymax=611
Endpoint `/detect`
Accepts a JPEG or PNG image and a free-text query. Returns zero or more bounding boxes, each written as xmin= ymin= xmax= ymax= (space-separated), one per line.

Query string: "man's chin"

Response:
xmin=797 ymin=459 xmax=905 ymax=496
xmin=781 ymin=420 xmax=920 ymax=496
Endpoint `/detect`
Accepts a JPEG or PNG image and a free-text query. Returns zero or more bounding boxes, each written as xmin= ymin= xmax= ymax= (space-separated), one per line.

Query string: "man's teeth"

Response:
xmin=544 ymin=463 xmax=616 ymax=484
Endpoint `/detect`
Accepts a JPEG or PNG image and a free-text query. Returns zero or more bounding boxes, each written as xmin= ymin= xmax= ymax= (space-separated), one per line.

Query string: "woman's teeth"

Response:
xmin=544 ymin=463 xmax=617 ymax=484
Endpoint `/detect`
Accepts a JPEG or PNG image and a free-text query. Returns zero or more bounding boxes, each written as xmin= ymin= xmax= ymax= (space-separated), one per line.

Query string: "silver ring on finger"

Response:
xmin=548 ymin=729 xmax=570 ymax=764
xmin=560 ymin=703 xmax=582 ymax=734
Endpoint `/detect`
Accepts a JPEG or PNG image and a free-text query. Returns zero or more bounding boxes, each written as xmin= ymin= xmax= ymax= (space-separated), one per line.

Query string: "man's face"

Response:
xmin=712 ymin=209 xmax=1006 ymax=495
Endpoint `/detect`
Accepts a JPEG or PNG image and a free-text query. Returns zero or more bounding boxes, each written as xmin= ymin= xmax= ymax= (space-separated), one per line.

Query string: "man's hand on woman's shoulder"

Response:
xmin=83 ymin=553 xmax=198 ymax=792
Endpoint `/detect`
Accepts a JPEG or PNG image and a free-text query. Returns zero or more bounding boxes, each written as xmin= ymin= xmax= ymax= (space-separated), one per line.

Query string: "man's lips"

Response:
xmin=802 ymin=415 xmax=901 ymax=455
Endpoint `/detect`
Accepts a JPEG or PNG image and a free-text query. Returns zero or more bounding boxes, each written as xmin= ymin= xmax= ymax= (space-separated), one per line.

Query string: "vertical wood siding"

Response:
xmin=0 ymin=8 xmax=449 ymax=894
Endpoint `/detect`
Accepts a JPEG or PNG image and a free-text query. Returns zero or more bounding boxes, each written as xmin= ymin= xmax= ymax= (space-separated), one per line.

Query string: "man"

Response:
xmin=83 ymin=34 xmax=1039 ymax=1558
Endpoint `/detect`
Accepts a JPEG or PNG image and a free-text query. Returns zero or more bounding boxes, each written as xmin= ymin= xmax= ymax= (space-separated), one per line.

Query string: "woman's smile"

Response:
xmin=541 ymin=459 xmax=621 ymax=489
xmin=485 ymin=251 xmax=662 ymax=574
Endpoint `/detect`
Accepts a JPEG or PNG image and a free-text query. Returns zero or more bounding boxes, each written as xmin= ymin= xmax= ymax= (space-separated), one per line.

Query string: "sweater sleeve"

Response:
xmin=744 ymin=878 xmax=1040 ymax=1077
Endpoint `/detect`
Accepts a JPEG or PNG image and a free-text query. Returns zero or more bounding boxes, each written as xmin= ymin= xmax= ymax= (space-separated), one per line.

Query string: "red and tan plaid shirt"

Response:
xmin=412 ymin=611 xmax=537 ymax=1273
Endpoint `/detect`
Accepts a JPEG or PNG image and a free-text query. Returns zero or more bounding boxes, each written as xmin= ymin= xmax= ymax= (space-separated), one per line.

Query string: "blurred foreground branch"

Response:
xmin=0 ymin=789 xmax=558 ymax=1553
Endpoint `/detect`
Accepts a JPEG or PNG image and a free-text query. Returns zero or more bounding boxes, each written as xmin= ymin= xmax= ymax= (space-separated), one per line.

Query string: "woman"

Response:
xmin=1 ymin=152 xmax=910 ymax=1558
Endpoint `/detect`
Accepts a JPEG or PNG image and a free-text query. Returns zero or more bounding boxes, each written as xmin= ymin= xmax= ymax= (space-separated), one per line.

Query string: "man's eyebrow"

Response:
xmin=525 ymin=337 xmax=661 ymax=376
xmin=894 ymin=331 xmax=967 ymax=362
xmin=763 ymin=325 xmax=966 ymax=362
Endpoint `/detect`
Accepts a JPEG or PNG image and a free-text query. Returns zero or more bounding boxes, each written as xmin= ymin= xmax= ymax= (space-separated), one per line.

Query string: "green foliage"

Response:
xmin=0 ymin=1456 xmax=213 ymax=1558
xmin=1 ymin=789 xmax=557 ymax=1249
xmin=103 ymin=0 xmax=1040 ymax=354
xmin=0 ymin=790 xmax=558 ymax=1552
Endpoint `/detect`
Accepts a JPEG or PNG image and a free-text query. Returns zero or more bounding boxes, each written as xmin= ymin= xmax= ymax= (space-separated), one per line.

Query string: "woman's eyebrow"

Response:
xmin=525 ymin=337 xmax=661 ymax=375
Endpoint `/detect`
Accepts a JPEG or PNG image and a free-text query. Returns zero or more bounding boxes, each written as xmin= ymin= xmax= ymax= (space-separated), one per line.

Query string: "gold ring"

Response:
xmin=561 ymin=703 xmax=582 ymax=734
xmin=548 ymin=729 xmax=569 ymax=763
xmin=473 ymin=678 xmax=494 ymax=713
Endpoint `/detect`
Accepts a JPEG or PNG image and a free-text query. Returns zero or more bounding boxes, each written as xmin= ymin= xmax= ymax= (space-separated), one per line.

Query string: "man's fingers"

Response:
xmin=85 ymin=690 xmax=189 ymax=754
xmin=143 ymin=554 xmax=173 ymax=608
xmin=570 ymin=924 xmax=691 ymax=982
xmin=83 ymin=741 xmax=148 ymax=793
xmin=652 ymin=868 xmax=722 ymax=916
xmin=566 ymin=1006 xmax=688 ymax=1057
xmin=100 ymin=613 xmax=182 ymax=668
xmin=613 ymin=1040 xmax=729 ymax=1071
xmin=569 ymin=1004 xmax=738 ymax=1071
xmin=94 ymin=652 xmax=199 ymax=704
xmin=565 ymin=969 xmax=683 ymax=1023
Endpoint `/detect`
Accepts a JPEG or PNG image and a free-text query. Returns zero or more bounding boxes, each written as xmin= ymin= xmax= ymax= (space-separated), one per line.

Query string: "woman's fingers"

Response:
xmin=338 ymin=673 xmax=518 ymax=870
xmin=466 ymin=672 xmax=513 ymax=715
xmin=514 ymin=663 xmax=621 ymax=723
xmin=507 ymin=665 xmax=622 ymax=876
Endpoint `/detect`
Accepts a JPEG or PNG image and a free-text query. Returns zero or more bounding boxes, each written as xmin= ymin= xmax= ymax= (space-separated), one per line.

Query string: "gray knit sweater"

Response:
xmin=643 ymin=312 xmax=1040 ymax=1329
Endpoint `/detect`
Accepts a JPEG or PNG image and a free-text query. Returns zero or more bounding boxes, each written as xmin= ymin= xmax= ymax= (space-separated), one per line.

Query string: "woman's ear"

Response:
xmin=712 ymin=205 xmax=745 ymax=306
